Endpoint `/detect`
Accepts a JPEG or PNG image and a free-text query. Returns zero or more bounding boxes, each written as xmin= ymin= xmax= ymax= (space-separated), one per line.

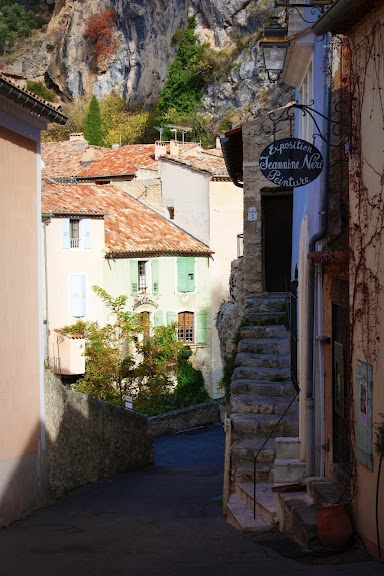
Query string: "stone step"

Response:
xmin=274 ymin=458 xmax=306 ymax=483
xmin=306 ymin=477 xmax=348 ymax=506
xmin=244 ymin=296 xmax=288 ymax=313
xmin=243 ymin=310 xmax=288 ymax=326
xmin=235 ymin=352 xmax=290 ymax=369
xmin=274 ymin=491 xmax=318 ymax=549
xmin=230 ymin=395 xmax=297 ymax=416
xmin=232 ymin=413 xmax=299 ymax=439
xmin=232 ymin=365 xmax=291 ymax=382
xmin=238 ymin=337 xmax=290 ymax=355
xmin=236 ymin=482 xmax=277 ymax=526
xmin=231 ymin=437 xmax=276 ymax=465
xmin=226 ymin=494 xmax=272 ymax=533
xmin=231 ymin=379 xmax=297 ymax=397
xmin=276 ymin=437 xmax=300 ymax=460
xmin=240 ymin=325 xmax=289 ymax=340
xmin=232 ymin=463 xmax=274 ymax=484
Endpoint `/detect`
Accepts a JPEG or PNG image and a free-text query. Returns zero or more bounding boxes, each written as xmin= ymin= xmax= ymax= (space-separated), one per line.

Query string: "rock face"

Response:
xmin=6 ymin=0 xmax=292 ymax=119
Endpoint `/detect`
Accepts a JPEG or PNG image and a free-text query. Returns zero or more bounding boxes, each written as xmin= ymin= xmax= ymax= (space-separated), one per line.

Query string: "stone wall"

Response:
xmin=148 ymin=402 xmax=220 ymax=437
xmin=44 ymin=370 xmax=154 ymax=500
xmin=216 ymin=257 xmax=245 ymax=362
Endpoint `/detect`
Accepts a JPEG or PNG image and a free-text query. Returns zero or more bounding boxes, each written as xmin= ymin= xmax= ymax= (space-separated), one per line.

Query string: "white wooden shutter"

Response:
xmin=62 ymin=218 xmax=70 ymax=249
xmin=82 ymin=219 xmax=91 ymax=249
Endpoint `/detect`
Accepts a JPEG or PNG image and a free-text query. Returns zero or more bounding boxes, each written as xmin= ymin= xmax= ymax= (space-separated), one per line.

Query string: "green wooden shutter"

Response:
xmin=186 ymin=257 xmax=195 ymax=291
xmin=154 ymin=311 xmax=163 ymax=326
xmin=152 ymin=259 xmax=159 ymax=294
xmin=167 ymin=311 xmax=177 ymax=326
xmin=196 ymin=310 xmax=207 ymax=344
xmin=130 ymin=260 xmax=138 ymax=294
xmin=177 ymin=257 xmax=195 ymax=292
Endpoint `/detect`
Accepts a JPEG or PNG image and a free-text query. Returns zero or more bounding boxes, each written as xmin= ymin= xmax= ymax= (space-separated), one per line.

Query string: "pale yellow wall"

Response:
xmin=43 ymin=217 xmax=105 ymax=371
xmin=103 ymin=256 xmax=215 ymax=394
xmin=0 ymin=126 xmax=41 ymax=461
xmin=348 ymin=6 xmax=384 ymax=557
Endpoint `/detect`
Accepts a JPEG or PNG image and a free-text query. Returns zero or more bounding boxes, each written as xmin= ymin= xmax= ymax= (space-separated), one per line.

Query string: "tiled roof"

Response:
xmin=0 ymin=72 xmax=67 ymax=125
xmin=163 ymin=148 xmax=230 ymax=177
xmin=76 ymin=144 xmax=157 ymax=178
xmin=41 ymin=141 xmax=113 ymax=179
xmin=41 ymin=181 xmax=212 ymax=257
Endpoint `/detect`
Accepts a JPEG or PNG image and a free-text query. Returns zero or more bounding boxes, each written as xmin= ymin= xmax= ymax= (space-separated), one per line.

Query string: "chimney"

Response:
xmin=155 ymin=140 xmax=168 ymax=160
xmin=70 ymin=132 xmax=86 ymax=142
xmin=169 ymin=139 xmax=180 ymax=157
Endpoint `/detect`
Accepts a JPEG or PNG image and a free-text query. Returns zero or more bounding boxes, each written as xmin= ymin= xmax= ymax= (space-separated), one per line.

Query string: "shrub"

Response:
xmin=26 ymin=80 xmax=56 ymax=102
xmin=85 ymin=7 xmax=119 ymax=61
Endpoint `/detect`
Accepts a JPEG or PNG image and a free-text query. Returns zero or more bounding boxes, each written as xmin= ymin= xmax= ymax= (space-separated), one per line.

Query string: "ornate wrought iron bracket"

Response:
xmin=261 ymin=101 xmax=350 ymax=148
xmin=275 ymin=1 xmax=330 ymax=24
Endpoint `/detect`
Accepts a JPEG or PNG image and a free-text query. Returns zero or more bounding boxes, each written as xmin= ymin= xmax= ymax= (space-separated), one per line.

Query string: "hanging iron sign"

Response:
xmin=259 ymin=137 xmax=323 ymax=187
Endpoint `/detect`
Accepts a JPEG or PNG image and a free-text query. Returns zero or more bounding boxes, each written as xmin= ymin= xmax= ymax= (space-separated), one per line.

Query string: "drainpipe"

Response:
xmin=43 ymin=216 xmax=51 ymax=366
xmin=305 ymin=33 xmax=332 ymax=476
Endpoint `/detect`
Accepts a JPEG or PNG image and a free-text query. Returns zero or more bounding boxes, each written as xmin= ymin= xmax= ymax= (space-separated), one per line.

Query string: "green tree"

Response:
xmin=59 ymin=288 xmax=211 ymax=414
xmin=84 ymin=95 xmax=103 ymax=146
xmin=60 ymin=287 xmax=142 ymax=405
xmin=100 ymin=91 xmax=155 ymax=146
xmin=156 ymin=16 xmax=207 ymax=135
xmin=0 ymin=0 xmax=36 ymax=54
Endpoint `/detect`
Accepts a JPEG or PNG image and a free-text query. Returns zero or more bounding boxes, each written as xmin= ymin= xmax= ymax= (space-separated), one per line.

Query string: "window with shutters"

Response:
xmin=177 ymin=257 xmax=195 ymax=292
xmin=69 ymin=274 xmax=87 ymax=317
xmin=178 ymin=312 xmax=194 ymax=343
xmin=131 ymin=259 xmax=159 ymax=295
xmin=62 ymin=218 xmax=91 ymax=249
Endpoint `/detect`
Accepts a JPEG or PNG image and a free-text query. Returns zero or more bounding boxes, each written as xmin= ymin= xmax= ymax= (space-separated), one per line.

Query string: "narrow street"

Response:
xmin=0 ymin=423 xmax=381 ymax=576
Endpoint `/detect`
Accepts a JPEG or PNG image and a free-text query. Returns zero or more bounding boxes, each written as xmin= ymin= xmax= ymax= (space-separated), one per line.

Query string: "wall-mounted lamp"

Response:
xmin=259 ymin=15 xmax=290 ymax=82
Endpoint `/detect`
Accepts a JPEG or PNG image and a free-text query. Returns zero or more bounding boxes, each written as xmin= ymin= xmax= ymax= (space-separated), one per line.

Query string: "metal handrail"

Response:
xmin=253 ymin=390 xmax=300 ymax=518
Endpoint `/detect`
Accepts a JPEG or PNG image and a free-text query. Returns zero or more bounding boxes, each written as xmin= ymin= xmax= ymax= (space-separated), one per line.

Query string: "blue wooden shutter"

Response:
xmin=154 ymin=311 xmax=163 ymax=326
xmin=152 ymin=259 xmax=159 ymax=294
xmin=355 ymin=360 xmax=373 ymax=470
xmin=82 ymin=219 xmax=91 ymax=249
xmin=62 ymin=218 xmax=70 ymax=249
xmin=196 ymin=310 xmax=207 ymax=344
xmin=70 ymin=274 xmax=87 ymax=317
xmin=130 ymin=260 xmax=138 ymax=294
xmin=177 ymin=258 xmax=195 ymax=292
xmin=167 ymin=312 xmax=177 ymax=326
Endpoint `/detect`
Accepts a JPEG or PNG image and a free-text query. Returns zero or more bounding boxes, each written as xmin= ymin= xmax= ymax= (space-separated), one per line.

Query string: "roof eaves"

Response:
xmin=0 ymin=75 xmax=68 ymax=125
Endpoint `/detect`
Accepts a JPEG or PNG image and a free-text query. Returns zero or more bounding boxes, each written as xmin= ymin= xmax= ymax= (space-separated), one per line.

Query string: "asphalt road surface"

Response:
xmin=0 ymin=423 xmax=382 ymax=575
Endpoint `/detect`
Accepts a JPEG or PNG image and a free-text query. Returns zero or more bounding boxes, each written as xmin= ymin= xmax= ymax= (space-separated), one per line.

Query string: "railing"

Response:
xmin=70 ymin=237 xmax=80 ymax=248
xmin=47 ymin=356 xmax=61 ymax=376
xmin=253 ymin=390 xmax=300 ymax=518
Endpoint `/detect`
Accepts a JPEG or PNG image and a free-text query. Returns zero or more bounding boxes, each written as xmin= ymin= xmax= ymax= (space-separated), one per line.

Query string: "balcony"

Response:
xmin=70 ymin=237 xmax=81 ymax=248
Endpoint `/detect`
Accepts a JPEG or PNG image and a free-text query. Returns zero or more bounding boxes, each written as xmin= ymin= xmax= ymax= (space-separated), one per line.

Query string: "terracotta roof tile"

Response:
xmin=41 ymin=181 xmax=212 ymax=257
xmin=41 ymin=141 xmax=113 ymax=179
xmin=164 ymin=148 xmax=230 ymax=177
xmin=76 ymin=144 xmax=158 ymax=177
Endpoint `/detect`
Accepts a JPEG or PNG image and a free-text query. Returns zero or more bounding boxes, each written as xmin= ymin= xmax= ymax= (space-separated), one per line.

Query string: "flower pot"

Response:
xmin=317 ymin=503 xmax=353 ymax=549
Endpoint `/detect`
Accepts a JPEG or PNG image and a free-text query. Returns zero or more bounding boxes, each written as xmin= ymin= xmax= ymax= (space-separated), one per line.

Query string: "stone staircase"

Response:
xmin=226 ymin=294 xmax=300 ymax=532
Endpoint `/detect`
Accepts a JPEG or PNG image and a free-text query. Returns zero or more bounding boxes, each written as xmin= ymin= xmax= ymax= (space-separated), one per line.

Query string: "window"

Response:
xmin=69 ymin=274 xmax=87 ymax=317
xmin=138 ymin=261 xmax=147 ymax=293
xmin=167 ymin=206 xmax=175 ymax=219
xmin=62 ymin=218 xmax=91 ymax=249
xmin=130 ymin=259 xmax=159 ymax=295
xmin=70 ymin=219 xmax=80 ymax=248
xmin=178 ymin=312 xmax=194 ymax=343
xmin=177 ymin=257 xmax=195 ymax=292
xmin=140 ymin=311 xmax=150 ymax=339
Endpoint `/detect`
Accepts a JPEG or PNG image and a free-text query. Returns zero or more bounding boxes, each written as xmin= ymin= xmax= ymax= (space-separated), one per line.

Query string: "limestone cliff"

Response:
xmin=4 ymin=0 xmax=291 ymax=121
